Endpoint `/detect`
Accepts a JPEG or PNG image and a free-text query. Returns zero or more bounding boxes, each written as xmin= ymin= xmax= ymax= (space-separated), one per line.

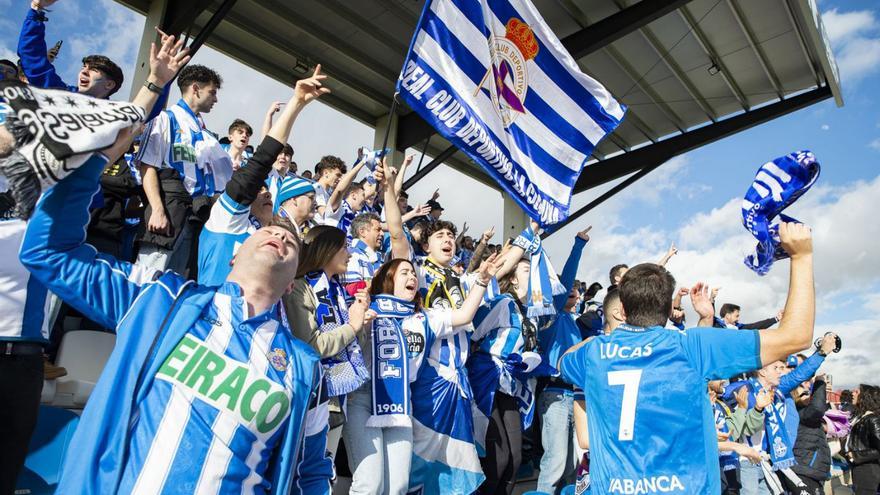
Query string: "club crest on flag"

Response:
xmin=477 ymin=18 xmax=539 ymax=127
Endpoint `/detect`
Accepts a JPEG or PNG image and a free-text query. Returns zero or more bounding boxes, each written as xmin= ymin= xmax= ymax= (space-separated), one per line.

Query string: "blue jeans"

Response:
xmin=740 ymin=460 xmax=771 ymax=495
xmin=343 ymin=387 xmax=413 ymax=495
xmin=537 ymin=389 xmax=577 ymax=494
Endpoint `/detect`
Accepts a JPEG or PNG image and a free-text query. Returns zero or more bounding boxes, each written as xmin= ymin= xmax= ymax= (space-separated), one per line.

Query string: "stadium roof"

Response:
xmin=119 ymin=0 xmax=842 ymax=227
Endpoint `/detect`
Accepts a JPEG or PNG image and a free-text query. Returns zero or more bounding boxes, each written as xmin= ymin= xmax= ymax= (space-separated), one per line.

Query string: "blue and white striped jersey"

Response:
xmin=119 ymin=282 xmax=329 ymax=494
xmin=1 ymin=217 xmax=51 ymax=343
xmin=198 ymin=193 xmax=260 ymax=287
xmin=20 ymin=153 xmax=331 ymax=494
xmin=137 ymin=99 xmax=227 ymax=198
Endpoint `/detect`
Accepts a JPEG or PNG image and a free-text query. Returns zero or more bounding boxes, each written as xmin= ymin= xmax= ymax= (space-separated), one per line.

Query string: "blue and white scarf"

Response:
xmin=512 ymin=226 xmax=565 ymax=318
xmin=750 ymin=379 xmax=796 ymax=470
xmin=338 ymin=200 xmax=357 ymax=239
xmin=305 ymin=271 xmax=369 ymax=396
xmin=742 ymin=151 xmax=820 ymax=275
xmin=347 ymin=238 xmax=383 ymax=283
xmin=368 ymin=295 xmax=415 ymax=427
xmin=354 ymin=146 xmax=388 ymax=185
xmin=714 ymin=401 xmax=740 ymax=472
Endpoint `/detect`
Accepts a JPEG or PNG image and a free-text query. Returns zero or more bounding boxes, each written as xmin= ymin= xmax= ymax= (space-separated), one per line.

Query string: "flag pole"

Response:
xmin=379 ymin=92 xmax=400 ymax=153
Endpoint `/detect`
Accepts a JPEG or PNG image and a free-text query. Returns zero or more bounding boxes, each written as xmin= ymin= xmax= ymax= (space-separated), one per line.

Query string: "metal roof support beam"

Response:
xmin=560 ymin=0 xmax=695 ymax=60
xmin=187 ymin=0 xmax=240 ymax=55
xmin=603 ymin=46 xmax=687 ymax=132
xmin=403 ymin=144 xmax=458 ymax=190
xmin=725 ymin=0 xmax=784 ymax=99
xmin=571 ymin=85 xmax=831 ymax=194
xmin=547 ymin=85 xmax=832 ymax=237
xmin=635 ymin=25 xmax=718 ymax=121
xmin=128 ymin=0 xmax=234 ymax=99
xmin=678 ymin=6 xmax=749 ymax=111
xmin=782 ymin=0 xmax=822 ymax=86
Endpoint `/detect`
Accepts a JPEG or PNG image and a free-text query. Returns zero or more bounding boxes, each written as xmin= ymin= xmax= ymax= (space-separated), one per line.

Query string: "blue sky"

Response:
xmin=1 ymin=0 xmax=878 ymax=386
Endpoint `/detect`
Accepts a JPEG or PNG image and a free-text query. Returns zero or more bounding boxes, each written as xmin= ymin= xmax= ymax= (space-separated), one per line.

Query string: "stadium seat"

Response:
xmin=15 ymin=405 xmax=80 ymax=495
xmin=47 ymin=330 xmax=116 ymax=408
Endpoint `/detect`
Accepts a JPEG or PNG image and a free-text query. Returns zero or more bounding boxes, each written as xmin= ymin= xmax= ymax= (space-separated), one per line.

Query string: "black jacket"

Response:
xmin=845 ymin=410 xmax=880 ymax=466
xmin=792 ymin=379 xmax=831 ymax=481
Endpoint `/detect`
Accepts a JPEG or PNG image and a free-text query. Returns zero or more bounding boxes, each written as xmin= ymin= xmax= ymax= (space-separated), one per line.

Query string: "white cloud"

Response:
xmin=822 ymin=9 xmax=876 ymax=43
xmin=821 ymin=124 xmax=830 ymax=130
xmin=821 ymin=8 xmax=880 ymax=83
xmin=870 ymin=138 xmax=880 ymax=151
xmin=65 ymin=0 xmax=144 ymax=97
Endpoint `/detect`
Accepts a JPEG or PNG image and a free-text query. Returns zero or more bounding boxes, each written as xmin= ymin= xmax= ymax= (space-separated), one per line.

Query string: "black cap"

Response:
xmin=426 ymin=199 xmax=443 ymax=211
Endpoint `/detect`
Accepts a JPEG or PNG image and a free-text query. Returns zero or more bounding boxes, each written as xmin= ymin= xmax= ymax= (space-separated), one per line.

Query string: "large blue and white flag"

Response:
xmin=397 ymin=0 xmax=626 ymax=227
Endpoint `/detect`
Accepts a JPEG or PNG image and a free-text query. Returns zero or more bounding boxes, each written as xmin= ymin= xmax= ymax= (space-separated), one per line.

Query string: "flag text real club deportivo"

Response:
xmin=397 ymin=0 xmax=626 ymax=227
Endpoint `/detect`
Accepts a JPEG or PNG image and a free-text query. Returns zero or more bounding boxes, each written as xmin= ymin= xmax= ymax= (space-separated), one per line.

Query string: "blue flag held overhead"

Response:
xmin=742 ymin=150 xmax=820 ymax=275
xmin=397 ymin=0 xmax=626 ymax=227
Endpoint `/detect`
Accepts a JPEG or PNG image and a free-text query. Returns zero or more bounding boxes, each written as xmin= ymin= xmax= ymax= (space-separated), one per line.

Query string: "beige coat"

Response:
xmin=284 ymin=277 xmax=360 ymax=359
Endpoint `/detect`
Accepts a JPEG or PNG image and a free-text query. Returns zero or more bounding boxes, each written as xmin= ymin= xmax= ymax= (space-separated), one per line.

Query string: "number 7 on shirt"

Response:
xmin=607 ymin=369 xmax=643 ymax=441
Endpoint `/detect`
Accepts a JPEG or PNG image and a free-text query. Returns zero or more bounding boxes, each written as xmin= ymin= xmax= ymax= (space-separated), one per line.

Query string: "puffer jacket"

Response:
xmin=792 ymin=379 xmax=831 ymax=481
xmin=845 ymin=410 xmax=880 ymax=466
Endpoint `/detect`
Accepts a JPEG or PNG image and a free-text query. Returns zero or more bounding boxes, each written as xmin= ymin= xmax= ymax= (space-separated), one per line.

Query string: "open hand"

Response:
xmin=689 ymin=282 xmax=715 ymax=320
xmin=477 ymin=253 xmax=501 ymax=284
xmin=735 ymin=386 xmax=749 ymax=409
xmin=148 ymin=30 xmax=190 ymax=87
xmin=755 ymin=389 xmax=773 ymax=410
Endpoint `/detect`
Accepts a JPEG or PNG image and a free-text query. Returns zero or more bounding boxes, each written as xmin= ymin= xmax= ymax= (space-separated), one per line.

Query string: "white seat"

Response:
xmin=48 ymin=330 xmax=116 ymax=409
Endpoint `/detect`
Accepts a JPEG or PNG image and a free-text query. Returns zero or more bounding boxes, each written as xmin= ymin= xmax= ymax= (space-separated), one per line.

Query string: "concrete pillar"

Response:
xmin=502 ymin=193 xmax=528 ymax=241
xmin=129 ymin=0 xmax=170 ymax=100
xmin=373 ymin=111 xmax=404 ymax=168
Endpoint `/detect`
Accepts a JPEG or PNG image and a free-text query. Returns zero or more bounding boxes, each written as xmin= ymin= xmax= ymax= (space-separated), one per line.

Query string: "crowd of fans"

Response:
xmin=2 ymin=2 xmax=880 ymax=495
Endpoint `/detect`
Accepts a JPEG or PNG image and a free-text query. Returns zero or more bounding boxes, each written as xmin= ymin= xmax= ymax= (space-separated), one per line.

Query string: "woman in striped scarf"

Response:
xmin=284 ymin=225 xmax=372 ymax=471
xmin=340 ymin=254 xmax=500 ymax=494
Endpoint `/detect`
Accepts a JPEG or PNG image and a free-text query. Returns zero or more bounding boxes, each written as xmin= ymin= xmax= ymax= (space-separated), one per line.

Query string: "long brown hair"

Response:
xmin=855 ymin=384 xmax=880 ymax=418
xmin=369 ymin=258 xmax=422 ymax=311
xmin=295 ymin=225 xmax=346 ymax=278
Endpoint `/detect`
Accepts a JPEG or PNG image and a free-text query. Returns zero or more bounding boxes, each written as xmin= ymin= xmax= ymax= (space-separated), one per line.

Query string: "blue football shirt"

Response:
xmin=560 ymin=325 xmax=760 ymax=494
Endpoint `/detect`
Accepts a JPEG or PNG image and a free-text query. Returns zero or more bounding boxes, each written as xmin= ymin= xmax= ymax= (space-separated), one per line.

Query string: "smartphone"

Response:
xmin=52 ymin=40 xmax=63 ymax=51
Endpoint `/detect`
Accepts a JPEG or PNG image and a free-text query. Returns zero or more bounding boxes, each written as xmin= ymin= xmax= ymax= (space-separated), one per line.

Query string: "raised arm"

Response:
xmin=690 ymin=282 xmax=717 ymax=328
xmin=778 ymin=333 xmax=836 ymax=394
xmin=393 ymin=152 xmax=409 ymax=195
xmin=656 ymin=242 xmax=677 ymax=267
xmin=261 ymin=101 xmax=283 ymax=139
xmin=495 ymin=220 xmax=539 ymax=280
xmin=401 ymin=204 xmax=430 ymax=225
xmin=467 ymin=227 xmax=494 ymax=273
xmin=553 ymin=227 xmax=590 ymax=312
xmin=758 ymin=223 xmax=815 ymax=365
xmin=449 ymin=253 xmax=500 ymax=327
xmin=17 ymin=2 xmax=71 ymax=91
xmin=226 ymin=67 xmax=328 ymax=206
xmin=326 ymin=157 xmax=370 ymax=214
xmin=379 ymin=159 xmax=411 ymax=260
